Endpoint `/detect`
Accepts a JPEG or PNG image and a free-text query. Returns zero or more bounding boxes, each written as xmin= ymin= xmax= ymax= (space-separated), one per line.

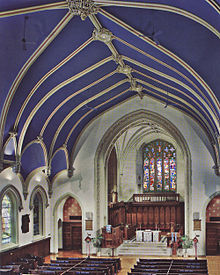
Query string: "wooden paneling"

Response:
xmin=155 ymin=206 xmax=159 ymax=226
xmin=137 ymin=207 xmax=142 ymax=226
xmin=0 ymin=238 xmax=50 ymax=265
xmin=102 ymin=225 xmax=123 ymax=248
xmin=63 ymin=222 xmax=82 ymax=251
xmin=171 ymin=206 xmax=176 ymax=222
xmin=149 ymin=207 xmax=154 ymax=226
xmin=160 ymin=207 xmax=165 ymax=226
xmin=108 ymin=201 xmax=184 ymax=233
xmin=132 ymin=207 xmax=137 ymax=225
xmin=206 ymin=222 xmax=220 ymax=255
xmin=143 ymin=207 xmax=148 ymax=226
xmin=165 ymin=206 xmax=171 ymax=226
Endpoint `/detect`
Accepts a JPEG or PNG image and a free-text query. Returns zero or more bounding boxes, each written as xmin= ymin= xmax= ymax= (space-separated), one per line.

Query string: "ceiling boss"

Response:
xmin=66 ymin=0 xmax=99 ymax=20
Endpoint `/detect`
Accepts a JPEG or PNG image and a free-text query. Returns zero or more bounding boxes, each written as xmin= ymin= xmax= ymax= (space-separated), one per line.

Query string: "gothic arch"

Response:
xmin=51 ymin=193 xmax=84 ymax=254
xmin=95 ymin=109 xmax=192 ymax=233
xmin=29 ymin=185 xmax=49 ymax=210
xmin=0 ymin=185 xmax=23 ymax=212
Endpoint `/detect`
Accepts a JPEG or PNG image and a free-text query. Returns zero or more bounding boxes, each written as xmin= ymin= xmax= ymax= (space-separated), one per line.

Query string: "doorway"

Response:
xmin=206 ymin=195 xmax=220 ymax=255
xmin=62 ymin=197 xmax=82 ymax=251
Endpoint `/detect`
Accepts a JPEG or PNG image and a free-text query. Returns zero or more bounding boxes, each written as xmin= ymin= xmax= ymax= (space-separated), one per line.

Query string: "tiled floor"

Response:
xmin=45 ymin=251 xmax=220 ymax=275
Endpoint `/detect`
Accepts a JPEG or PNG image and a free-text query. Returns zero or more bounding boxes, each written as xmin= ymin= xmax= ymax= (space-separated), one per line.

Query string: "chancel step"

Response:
xmin=117 ymin=239 xmax=172 ymax=256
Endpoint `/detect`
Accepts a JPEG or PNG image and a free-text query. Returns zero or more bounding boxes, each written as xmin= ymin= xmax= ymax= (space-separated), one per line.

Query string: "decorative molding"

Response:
xmin=29 ymin=185 xmax=49 ymax=210
xmin=112 ymin=54 xmax=122 ymax=64
xmin=12 ymin=155 xmax=21 ymax=174
xmin=95 ymin=109 xmax=191 ymax=234
xmin=213 ymin=165 xmax=220 ymax=176
xmin=212 ymin=140 xmax=220 ymax=176
xmin=130 ymin=80 xmax=144 ymax=99
xmin=67 ymin=0 xmax=99 ymax=20
xmin=117 ymin=64 xmax=132 ymax=75
xmin=0 ymin=150 xmax=3 ymax=172
xmin=0 ymin=185 xmax=23 ymax=211
xmin=68 ymin=166 xmax=75 ymax=178
xmin=93 ymin=28 xmax=113 ymax=44
xmin=43 ymin=166 xmax=51 ymax=176
xmin=37 ymin=136 xmax=43 ymax=143
xmin=9 ymin=131 xmax=17 ymax=137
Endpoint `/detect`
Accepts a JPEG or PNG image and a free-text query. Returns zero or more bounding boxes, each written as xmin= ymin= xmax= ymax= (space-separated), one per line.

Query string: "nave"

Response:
xmin=44 ymin=251 xmax=220 ymax=275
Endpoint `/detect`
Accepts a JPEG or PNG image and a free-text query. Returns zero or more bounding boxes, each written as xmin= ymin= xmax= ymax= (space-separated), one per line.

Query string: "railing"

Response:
xmin=133 ymin=193 xmax=179 ymax=202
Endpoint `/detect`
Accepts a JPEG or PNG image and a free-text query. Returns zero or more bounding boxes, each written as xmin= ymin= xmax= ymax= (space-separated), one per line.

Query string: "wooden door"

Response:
xmin=63 ymin=222 xmax=82 ymax=251
xmin=63 ymin=222 xmax=71 ymax=250
xmin=71 ymin=224 xmax=82 ymax=251
xmin=206 ymin=223 xmax=220 ymax=255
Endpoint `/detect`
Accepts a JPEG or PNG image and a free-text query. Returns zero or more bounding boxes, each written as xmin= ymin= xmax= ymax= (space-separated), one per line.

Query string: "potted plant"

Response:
xmin=92 ymin=233 xmax=103 ymax=256
xmin=181 ymin=235 xmax=193 ymax=257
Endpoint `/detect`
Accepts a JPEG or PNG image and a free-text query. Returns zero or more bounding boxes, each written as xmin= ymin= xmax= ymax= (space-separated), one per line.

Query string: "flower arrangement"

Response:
xmin=92 ymin=233 xmax=103 ymax=252
xmin=180 ymin=235 xmax=193 ymax=256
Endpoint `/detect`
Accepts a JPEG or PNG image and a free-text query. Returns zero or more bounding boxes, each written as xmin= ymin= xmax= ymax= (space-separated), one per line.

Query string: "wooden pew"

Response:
xmin=44 ymin=262 xmax=114 ymax=275
xmin=55 ymin=257 xmax=121 ymax=272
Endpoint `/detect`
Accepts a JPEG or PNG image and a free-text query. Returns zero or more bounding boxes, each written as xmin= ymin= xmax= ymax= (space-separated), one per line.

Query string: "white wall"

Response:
xmin=0 ymin=95 xmax=220 ymax=255
xmin=0 ymin=169 xmax=51 ymax=252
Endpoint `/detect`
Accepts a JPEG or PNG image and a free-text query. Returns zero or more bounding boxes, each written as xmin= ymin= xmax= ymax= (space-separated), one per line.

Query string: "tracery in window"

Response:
xmin=2 ymin=194 xmax=12 ymax=244
xmin=143 ymin=140 xmax=176 ymax=192
xmin=33 ymin=193 xmax=43 ymax=236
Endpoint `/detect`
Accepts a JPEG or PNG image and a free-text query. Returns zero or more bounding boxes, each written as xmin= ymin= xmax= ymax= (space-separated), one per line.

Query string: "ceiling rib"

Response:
xmin=142 ymin=87 xmax=215 ymax=144
xmin=49 ymin=78 xmax=129 ymax=159
xmin=0 ymin=2 xmax=67 ymax=18
xmin=100 ymin=9 xmax=220 ymax=112
xmin=40 ymin=70 xmax=116 ymax=136
xmin=14 ymin=37 xmax=94 ymax=130
xmin=123 ymin=56 xmax=218 ymax=130
xmin=69 ymin=88 xmax=132 ymax=166
xmin=95 ymin=1 xmax=220 ymax=38
xmin=0 ymin=11 xmax=74 ymax=151
xmin=17 ymin=56 xmax=113 ymax=156
xmin=205 ymin=0 xmax=220 ymax=13
xmin=138 ymin=78 xmax=216 ymax=135
xmin=116 ymin=36 xmax=219 ymax=121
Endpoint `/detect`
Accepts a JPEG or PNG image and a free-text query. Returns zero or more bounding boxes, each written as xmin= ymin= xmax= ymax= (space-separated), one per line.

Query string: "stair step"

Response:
xmin=117 ymin=239 xmax=171 ymax=256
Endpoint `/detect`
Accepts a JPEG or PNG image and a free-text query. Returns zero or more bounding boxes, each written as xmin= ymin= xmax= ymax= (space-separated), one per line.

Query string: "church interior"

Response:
xmin=0 ymin=0 xmax=220 ymax=274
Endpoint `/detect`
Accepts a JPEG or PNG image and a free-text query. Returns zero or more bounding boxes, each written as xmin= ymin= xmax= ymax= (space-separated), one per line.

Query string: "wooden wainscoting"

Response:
xmin=0 ymin=237 xmax=50 ymax=265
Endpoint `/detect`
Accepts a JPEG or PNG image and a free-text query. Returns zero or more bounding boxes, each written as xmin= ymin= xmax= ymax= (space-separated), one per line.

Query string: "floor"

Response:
xmin=45 ymin=250 xmax=220 ymax=275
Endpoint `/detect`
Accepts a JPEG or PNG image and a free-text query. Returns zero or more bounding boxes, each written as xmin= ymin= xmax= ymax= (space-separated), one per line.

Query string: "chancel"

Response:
xmin=0 ymin=0 xmax=220 ymax=273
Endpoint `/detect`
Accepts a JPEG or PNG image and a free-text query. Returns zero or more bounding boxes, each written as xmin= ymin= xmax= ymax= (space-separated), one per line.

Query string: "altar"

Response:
xmin=136 ymin=230 xmax=161 ymax=242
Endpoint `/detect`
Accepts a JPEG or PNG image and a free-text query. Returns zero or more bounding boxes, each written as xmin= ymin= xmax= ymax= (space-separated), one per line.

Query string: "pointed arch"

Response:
xmin=0 ymin=185 xmax=23 ymax=212
xmin=29 ymin=185 xmax=49 ymax=210
xmin=94 ymin=109 xmax=191 ymax=234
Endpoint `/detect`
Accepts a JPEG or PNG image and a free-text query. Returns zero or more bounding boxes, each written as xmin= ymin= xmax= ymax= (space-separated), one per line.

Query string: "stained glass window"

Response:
xmin=2 ymin=194 xmax=12 ymax=244
xmin=143 ymin=140 xmax=176 ymax=192
xmin=33 ymin=194 xmax=42 ymax=236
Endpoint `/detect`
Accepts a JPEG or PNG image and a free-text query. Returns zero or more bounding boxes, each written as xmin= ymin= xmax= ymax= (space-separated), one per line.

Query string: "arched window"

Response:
xmin=33 ymin=193 xmax=43 ymax=236
xmin=2 ymin=194 xmax=12 ymax=244
xmin=143 ymin=140 xmax=176 ymax=192
xmin=1 ymin=190 xmax=19 ymax=245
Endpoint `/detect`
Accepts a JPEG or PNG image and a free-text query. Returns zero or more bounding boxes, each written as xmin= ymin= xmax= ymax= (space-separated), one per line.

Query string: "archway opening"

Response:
xmin=95 ymin=110 xmax=191 ymax=237
xmin=62 ymin=197 xmax=82 ymax=251
xmin=206 ymin=195 xmax=220 ymax=255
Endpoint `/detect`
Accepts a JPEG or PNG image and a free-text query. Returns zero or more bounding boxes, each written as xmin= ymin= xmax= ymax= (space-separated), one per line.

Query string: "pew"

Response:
xmin=129 ymin=258 xmax=208 ymax=275
xmin=55 ymin=257 xmax=121 ymax=272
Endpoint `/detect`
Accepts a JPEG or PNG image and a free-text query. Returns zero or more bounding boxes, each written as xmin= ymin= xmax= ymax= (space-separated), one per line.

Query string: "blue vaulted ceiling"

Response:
xmin=0 ymin=0 xmax=220 ymax=183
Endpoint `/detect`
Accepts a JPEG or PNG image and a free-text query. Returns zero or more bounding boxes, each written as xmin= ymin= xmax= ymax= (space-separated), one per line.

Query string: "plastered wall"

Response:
xmin=0 ymin=96 xmax=220 ymax=256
